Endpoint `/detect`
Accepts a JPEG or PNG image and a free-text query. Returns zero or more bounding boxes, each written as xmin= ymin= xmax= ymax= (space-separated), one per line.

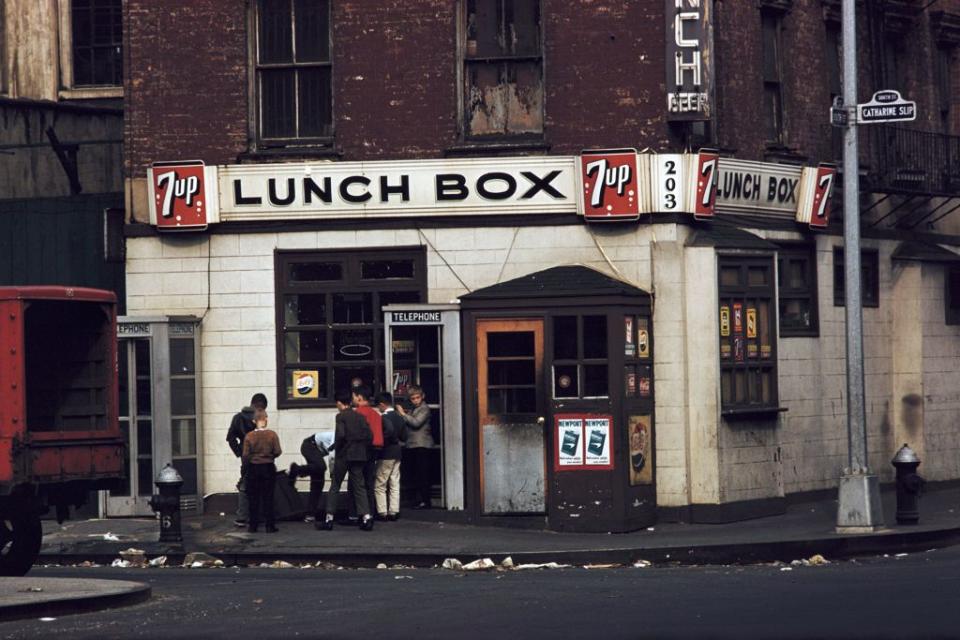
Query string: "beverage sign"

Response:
xmin=693 ymin=149 xmax=719 ymax=219
xmin=666 ymin=0 xmax=714 ymax=121
xmin=796 ymin=164 xmax=837 ymax=229
xmin=148 ymin=160 xmax=218 ymax=230
xmin=580 ymin=149 xmax=641 ymax=221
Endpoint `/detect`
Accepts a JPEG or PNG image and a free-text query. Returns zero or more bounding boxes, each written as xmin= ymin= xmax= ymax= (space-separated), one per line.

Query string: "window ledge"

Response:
xmin=238 ymin=146 xmax=343 ymax=163
xmin=445 ymin=139 xmax=551 ymax=157
xmin=721 ymin=406 xmax=788 ymax=420
xmin=59 ymin=87 xmax=123 ymax=100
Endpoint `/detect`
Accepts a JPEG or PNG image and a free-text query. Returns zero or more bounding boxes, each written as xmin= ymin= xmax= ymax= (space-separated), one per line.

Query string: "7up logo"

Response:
xmin=579 ymin=149 xmax=641 ymax=221
xmin=149 ymin=161 xmax=209 ymax=230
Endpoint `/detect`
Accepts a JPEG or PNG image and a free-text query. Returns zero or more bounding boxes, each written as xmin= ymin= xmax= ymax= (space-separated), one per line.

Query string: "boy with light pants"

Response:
xmin=374 ymin=392 xmax=406 ymax=521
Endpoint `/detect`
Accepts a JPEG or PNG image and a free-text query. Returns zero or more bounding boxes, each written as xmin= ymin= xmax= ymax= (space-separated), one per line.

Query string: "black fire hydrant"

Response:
xmin=148 ymin=464 xmax=184 ymax=543
xmin=892 ymin=444 xmax=925 ymax=525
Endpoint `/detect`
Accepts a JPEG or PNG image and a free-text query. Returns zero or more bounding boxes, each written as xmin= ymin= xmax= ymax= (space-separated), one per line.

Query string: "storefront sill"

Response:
xmin=721 ymin=406 xmax=788 ymax=420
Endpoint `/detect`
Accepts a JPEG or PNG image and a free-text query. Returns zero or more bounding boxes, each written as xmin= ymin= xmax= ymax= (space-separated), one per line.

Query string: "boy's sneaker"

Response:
xmin=316 ymin=519 xmax=333 ymax=531
xmin=387 ymin=513 xmax=399 ymax=522
xmin=359 ymin=515 xmax=374 ymax=531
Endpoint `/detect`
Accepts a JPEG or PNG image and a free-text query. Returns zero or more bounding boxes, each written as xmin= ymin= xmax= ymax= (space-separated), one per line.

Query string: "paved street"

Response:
xmin=3 ymin=546 xmax=959 ymax=639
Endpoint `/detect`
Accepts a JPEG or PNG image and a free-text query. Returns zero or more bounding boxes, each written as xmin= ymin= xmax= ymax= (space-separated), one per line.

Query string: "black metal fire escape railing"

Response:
xmin=870 ymin=126 xmax=960 ymax=196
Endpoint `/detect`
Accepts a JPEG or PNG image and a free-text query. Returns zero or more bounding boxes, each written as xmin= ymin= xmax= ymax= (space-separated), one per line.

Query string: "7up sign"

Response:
xmin=148 ymin=160 xmax=219 ymax=230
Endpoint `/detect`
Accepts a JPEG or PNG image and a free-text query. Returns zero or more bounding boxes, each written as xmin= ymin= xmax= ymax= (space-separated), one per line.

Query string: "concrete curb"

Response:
xmin=36 ymin=525 xmax=960 ymax=568
xmin=0 ymin=578 xmax=151 ymax=622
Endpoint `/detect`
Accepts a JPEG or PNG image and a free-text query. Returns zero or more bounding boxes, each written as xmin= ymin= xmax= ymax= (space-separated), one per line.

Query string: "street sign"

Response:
xmin=857 ymin=90 xmax=916 ymax=124
xmin=830 ymin=106 xmax=848 ymax=127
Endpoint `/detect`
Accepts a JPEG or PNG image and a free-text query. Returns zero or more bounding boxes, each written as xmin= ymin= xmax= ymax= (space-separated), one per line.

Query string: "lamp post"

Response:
xmin=836 ymin=0 xmax=884 ymax=532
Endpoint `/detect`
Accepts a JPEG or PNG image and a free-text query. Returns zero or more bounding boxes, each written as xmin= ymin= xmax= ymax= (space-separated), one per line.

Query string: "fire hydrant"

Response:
xmin=148 ymin=464 xmax=184 ymax=543
xmin=892 ymin=444 xmax=925 ymax=525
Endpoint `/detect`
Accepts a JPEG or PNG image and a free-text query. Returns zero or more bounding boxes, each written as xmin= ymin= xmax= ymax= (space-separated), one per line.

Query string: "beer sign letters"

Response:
xmin=666 ymin=0 xmax=714 ymax=121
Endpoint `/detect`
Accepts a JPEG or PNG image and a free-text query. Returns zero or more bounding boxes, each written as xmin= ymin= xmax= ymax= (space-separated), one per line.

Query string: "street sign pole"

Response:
xmin=837 ymin=0 xmax=883 ymax=533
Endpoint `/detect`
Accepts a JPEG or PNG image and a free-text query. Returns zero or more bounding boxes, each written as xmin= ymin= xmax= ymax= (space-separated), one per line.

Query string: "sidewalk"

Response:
xmin=39 ymin=484 xmax=960 ymax=568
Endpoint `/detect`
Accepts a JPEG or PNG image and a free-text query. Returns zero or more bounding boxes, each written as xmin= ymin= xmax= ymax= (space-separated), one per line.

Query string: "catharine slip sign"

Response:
xmin=146 ymin=152 xmax=835 ymax=230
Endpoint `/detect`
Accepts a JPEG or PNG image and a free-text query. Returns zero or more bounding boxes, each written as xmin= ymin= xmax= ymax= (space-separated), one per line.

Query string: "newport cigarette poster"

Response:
xmin=584 ymin=417 xmax=612 ymax=467
xmin=557 ymin=418 xmax=584 ymax=466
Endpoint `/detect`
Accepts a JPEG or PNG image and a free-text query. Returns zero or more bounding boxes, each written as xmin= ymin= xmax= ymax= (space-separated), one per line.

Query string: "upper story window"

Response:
xmin=461 ymin=0 xmax=543 ymax=140
xmin=254 ymin=0 xmax=332 ymax=147
xmin=761 ymin=10 xmax=785 ymax=144
xmin=57 ymin=0 xmax=123 ymax=98
xmin=833 ymin=247 xmax=880 ymax=308
xmin=937 ymin=46 xmax=956 ymax=133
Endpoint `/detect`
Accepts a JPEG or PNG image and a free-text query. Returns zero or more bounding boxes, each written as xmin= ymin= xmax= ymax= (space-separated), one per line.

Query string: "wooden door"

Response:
xmin=477 ymin=318 xmax=545 ymax=514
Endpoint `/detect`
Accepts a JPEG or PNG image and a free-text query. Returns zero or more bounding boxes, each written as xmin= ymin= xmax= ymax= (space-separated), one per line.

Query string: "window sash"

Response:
xmin=71 ymin=0 xmax=122 ymax=87
xmin=256 ymin=0 xmax=332 ymax=143
xmin=777 ymin=245 xmax=819 ymax=336
xmin=833 ymin=248 xmax=880 ymax=307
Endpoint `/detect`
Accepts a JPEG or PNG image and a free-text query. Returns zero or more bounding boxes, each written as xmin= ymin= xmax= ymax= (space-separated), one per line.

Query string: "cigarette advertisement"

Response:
xmin=554 ymin=414 xmax=615 ymax=471
xmin=628 ymin=415 xmax=653 ymax=486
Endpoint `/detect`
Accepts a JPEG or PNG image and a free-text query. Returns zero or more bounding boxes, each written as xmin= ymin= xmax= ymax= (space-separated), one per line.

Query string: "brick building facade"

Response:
xmin=120 ymin=1 xmax=960 ymax=529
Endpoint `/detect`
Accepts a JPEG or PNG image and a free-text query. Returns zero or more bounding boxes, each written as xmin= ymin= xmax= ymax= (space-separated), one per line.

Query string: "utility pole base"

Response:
xmin=836 ymin=473 xmax=884 ymax=533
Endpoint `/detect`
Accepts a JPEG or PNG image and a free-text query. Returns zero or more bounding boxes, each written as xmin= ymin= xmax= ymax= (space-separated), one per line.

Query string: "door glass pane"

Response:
xmin=488 ymin=332 xmax=534 ymax=357
xmin=582 ymin=315 xmax=608 ymax=359
xmin=135 ymin=340 xmax=151 ymax=414
xmin=171 ymin=378 xmax=196 ymax=415
xmin=488 ymin=388 xmax=536 ymax=414
xmin=176 ymin=458 xmax=199 ymax=496
xmin=488 ymin=360 xmax=535 ymax=385
xmin=137 ymin=457 xmax=154 ymax=496
xmin=118 ymin=341 xmax=129 ymax=418
xmin=553 ymin=316 xmax=577 ymax=360
xmin=420 ymin=367 xmax=441 ymax=403
xmin=137 ymin=419 xmax=152 ymax=456
xmin=172 ymin=418 xmax=197 ymax=457
xmin=417 ymin=326 xmax=440 ymax=364
xmin=111 ymin=418 xmax=131 ymax=497
xmin=170 ymin=338 xmax=195 ymax=375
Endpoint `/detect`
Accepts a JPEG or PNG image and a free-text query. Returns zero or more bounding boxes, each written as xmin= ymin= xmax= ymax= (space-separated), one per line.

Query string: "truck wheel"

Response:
xmin=0 ymin=509 xmax=43 ymax=576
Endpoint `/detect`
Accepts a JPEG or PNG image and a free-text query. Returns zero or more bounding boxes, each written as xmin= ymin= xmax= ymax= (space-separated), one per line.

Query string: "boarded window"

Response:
xmin=256 ymin=0 xmax=332 ymax=144
xmin=463 ymin=0 xmax=543 ymax=138
xmin=71 ymin=0 xmax=123 ymax=87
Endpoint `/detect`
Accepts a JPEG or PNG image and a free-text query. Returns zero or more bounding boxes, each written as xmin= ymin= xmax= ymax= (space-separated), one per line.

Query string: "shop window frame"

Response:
xmin=249 ymin=0 xmax=334 ymax=150
xmin=57 ymin=0 xmax=124 ymax=99
xmin=274 ymin=247 xmax=427 ymax=409
xmin=457 ymin=0 xmax=545 ymax=142
xmin=777 ymin=243 xmax=819 ymax=337
xmin=550 ymin=314 xmax=610 ymax=400
xmin=946 ymin=265 xmax=960 ymax=325
xmin=717 ymin=254 xmax=780 ymax=414
xmin=833 ymin=247 xmax=880 ymax=308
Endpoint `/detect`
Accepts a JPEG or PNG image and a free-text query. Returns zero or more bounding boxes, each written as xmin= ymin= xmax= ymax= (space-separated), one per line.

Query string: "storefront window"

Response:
xmin=551 ymin=314 xmax=609 ymax=399
xmin=276 ymin=248 xmax=426 ymax=407
xmin=718 ymin=256 xmax=778 ymax=411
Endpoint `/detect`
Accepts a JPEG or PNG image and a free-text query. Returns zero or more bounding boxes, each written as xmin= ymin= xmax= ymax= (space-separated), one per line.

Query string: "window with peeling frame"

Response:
xmin=255 ymin=0 xmax=332 ymax=145
xmin=462 ymin=0 xmax=543 ymax=139
xmin=275 ymin=248 xmax=426 ymax=408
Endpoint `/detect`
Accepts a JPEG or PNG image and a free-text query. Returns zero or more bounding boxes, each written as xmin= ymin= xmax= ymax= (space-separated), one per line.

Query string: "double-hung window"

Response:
xmin=777 ymin=244 xmax=819 ymax=336
xmin=718 ymin=256 xmax=779 ymax=412
xmin=461 ymin=0 xmax=543 ymax=139
xmin=275 ymin=248 xmax=426 ymax=407
xmin=254 ymin=0 xmax=332 ymax=146
xmin=761 ymin=10 xmax=785 ymax=144
xmin=833 ymin=247 xmax=879 ymax=308
xmin=57 ymin=0 xmax=123 ymax=97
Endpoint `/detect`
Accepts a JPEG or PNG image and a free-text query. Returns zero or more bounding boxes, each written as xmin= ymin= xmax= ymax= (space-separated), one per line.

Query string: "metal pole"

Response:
xmin=837 ymin=0 xmax=883 ymax=532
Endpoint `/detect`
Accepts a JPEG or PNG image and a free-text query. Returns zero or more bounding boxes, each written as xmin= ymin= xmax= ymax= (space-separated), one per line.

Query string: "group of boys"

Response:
xmin=228 ymin=386 xmax=413 ymax=534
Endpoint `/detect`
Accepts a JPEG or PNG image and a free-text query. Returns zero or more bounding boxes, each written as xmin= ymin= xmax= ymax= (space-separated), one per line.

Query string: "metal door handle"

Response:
xmin=537 ymin=416 xmax=545 ymax=426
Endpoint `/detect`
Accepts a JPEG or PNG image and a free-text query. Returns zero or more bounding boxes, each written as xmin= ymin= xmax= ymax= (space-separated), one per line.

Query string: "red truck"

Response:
xmin=0 ymin=286 xmax=124 ymax=575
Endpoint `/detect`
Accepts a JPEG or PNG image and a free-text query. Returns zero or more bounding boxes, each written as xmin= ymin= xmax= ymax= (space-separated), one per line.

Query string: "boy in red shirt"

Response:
xmin=352 ymin=385 xmax=383 ymax=517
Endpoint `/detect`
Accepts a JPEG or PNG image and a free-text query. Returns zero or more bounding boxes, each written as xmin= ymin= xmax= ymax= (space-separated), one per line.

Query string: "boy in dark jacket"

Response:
xmin=241 ymin=408 xmax=282 ymax=533
xmin=226 ymin=393 xmax=267 ymax=526
xmin=374 ymin=392 xmax=406 ymax=521
xmin=318 ymin=390 xmax=374 ymax=531
xmin=289 ymin=434 xmax=331 ymax=523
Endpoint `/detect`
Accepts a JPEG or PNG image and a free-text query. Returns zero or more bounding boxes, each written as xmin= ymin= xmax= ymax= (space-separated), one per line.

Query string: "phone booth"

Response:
xmin=101 ymin=316 xmax=203 ymax=516
xmin=383 ymin=304 xmax=463 ymax=510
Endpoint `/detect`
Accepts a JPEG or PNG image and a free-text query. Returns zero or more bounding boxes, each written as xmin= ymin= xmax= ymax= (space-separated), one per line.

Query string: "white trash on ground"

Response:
xmin=514 ymin=562 xmax=571 ymax=570
xmin=441 ymin=558 xmax=463 ymax=571
xmin=148 ymin=555 xmax=167 ymax=567
xmin=633 ymin=560 xmax=652 ymax=568
xmin=500 ymin=557 xmax=514 ymax=569
xmin=462 ymin=558 xmax=496 ymax=571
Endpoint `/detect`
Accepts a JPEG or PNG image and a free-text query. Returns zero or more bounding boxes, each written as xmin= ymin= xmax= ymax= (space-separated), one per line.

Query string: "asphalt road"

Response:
xmin=3 ymin=547 xmax=960 ymax=639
